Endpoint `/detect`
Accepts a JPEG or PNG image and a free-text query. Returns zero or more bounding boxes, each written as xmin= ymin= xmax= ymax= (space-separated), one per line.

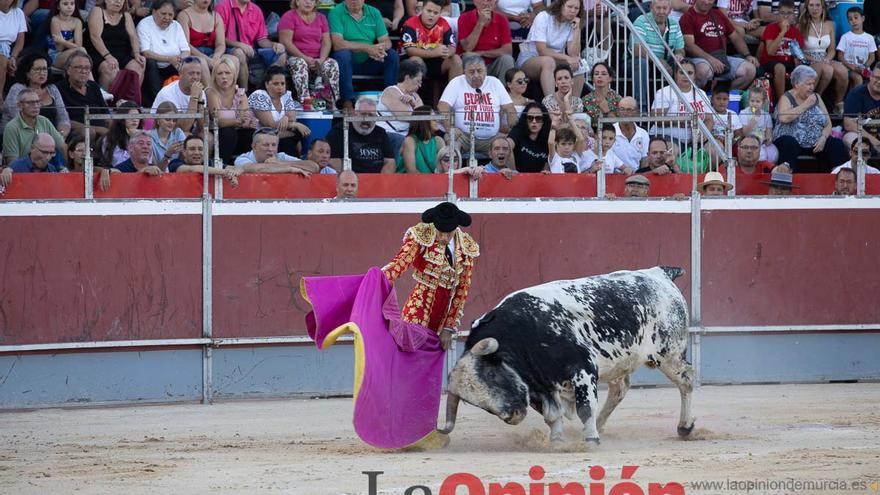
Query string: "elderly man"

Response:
xmin=736 ymin=135 xmax=775 ymax=174
xmin=842 ymin=62 xmax=880 ymax=153
xmin=335 ymin=170 xmax=359 ymax=199
xmin=0 ymin=134 xmax=61 ymax=187
xmin=478 ymin=135 xmax=517 ymax=179
xmin=614 ymin=97 xmax=650 ymax=168
xmin=57 ymin=53 xmax=109 ymax=138
xmin=681 ymin=0 xmax=758 ymax=89
xmin=170 ymin=135 xmax=243 ymax=186
xmin=456 ymin=0 xmax=515 ymax=80
xmin=636 ymin=137 xmax=681 ymax=175
xmin=152 ymin=57 xmax=205 ymax=135
xmin=698 ymin=171 xmax=733 ymax=196
xmin=326 ymin=97 xmax=396 ymax=173
xmin=833 ymin=167 xmax=857 ymax=196
xmin=438 ymin=54 xmax=517 ymax=156
xmin=217 ymin=0 xmax=287 ymax=88
xmin=234 ymin=129 xmax=319 ymax=174
xmin=605 ymin=174 xmax=651 ymax=199
xmin=2 ymin=89 xmax=66 ymax=168
xmin=763 ymin=167 xmax=798 ymax=195
xmin=631 ymin=0 xmax=686 ymax=110
xmin=329 ymin=0 xmax=400 ymax=110
xmin=113 ymin=132 xmax=164 ymax=175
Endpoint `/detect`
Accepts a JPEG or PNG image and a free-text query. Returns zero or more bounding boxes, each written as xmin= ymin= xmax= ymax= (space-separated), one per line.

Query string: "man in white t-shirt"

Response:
xmin=438 ymin=53 xmax=517 ymax=155
xmin=138 ymin=0 xmax=195 ymax=107
xmin=613 ymin=97 xmax=650 ymax=170
xmin=152 ymin=58 xmax=206 ymax=135
xmin=0 ymin=3 xmax=27 ymax=102
xmin=650 ymin=63 xmax=713 ymax=144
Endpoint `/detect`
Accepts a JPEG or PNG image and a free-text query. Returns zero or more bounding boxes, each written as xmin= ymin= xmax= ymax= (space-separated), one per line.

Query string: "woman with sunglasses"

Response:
xmin=1 ymin=51 xmax=72 ymax=140
xmin=248 ymin=65 xmax=311 ymax=156
xmin=506 ymin=101 xmax=550 ymax=173
xmin=504 ymin=68 xmax=533 ymax=114
xmin=138 ymin=0 xmax=197 ymax=106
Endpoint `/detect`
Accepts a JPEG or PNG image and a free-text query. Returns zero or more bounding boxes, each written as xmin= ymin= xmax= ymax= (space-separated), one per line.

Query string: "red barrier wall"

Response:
xmin=0 ymin=216 xmax=203 ymax=345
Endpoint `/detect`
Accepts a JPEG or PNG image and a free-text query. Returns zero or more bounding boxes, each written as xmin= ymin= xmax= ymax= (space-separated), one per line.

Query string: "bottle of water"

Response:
xmin=789 ymin=40 xmax=808 ymax=65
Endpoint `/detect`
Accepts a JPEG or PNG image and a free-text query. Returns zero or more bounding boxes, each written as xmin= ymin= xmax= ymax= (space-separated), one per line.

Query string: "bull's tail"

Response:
xmin=659 ymin=266 xmax=685 ymax=281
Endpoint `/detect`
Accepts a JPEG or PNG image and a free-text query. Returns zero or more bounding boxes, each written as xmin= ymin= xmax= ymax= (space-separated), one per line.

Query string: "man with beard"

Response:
xmin=325 ymin=97 xmax=396 ymax=173
xmin=833 ymin=167 xmax=857 ymax=196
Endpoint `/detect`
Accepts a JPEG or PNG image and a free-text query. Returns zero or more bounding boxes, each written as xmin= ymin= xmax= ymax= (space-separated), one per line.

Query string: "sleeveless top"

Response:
xmin=47 ymin=29 xmax=75 ymax=59
xmin=396 ymin=135 xmax=440 ymax=173
xmin=215 ymin=87 xmax=245 ymax=120
xmin=773 ymin=92 xmax=827 ymax=148
xmin=89 ymin=9 xmax=134 ymax=66
xmin=804 ymin=21 xmax=831 ymax=61
xmin=182 ymin=11 xmax=217 ymax=48
xmin=377 ymin=86 xmax=412 ymax=136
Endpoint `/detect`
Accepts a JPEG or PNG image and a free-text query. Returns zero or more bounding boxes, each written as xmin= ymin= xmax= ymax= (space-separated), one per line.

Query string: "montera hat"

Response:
xmin=422 ymin=202 xmax=472 ymax=233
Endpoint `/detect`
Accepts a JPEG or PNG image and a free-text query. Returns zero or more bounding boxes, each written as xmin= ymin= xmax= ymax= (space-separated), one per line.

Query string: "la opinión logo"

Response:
xmin=364 ymin=465 xmax=685 ymax=495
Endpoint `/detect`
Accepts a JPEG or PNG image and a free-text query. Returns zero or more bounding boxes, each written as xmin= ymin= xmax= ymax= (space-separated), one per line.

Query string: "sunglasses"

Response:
xmin=253 ymin=127 xmax=279 ymax=137
xmin=514 ymin=78 xmax=529 ymax=85
xmin=181 ymin=56 xmax=199 ymax=64
xmin=526 ymin=115 xmax=543 ymax=122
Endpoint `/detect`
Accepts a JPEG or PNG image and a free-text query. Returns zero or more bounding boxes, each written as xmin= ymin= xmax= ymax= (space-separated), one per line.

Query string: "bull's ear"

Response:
xmin=471 ymin=338 xmax=498 ymax=356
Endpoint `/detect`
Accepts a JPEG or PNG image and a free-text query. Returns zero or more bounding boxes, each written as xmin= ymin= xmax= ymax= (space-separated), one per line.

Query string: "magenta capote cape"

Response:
xmin=300 ymin=267 xmax=448 ymax=449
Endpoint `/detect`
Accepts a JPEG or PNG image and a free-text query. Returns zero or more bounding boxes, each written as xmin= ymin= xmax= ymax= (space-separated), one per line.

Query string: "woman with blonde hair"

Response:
xmin=206 ymin=54 xmax=257 ymax=163
xmin=797 ymin=0 xmax=847 ymax=112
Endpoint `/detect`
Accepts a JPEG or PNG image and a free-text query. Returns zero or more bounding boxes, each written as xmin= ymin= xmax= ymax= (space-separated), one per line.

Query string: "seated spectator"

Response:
xmin=831 ymin=139 xmax=880 ymax=175
xmin=708 ymin=83 xmax=743 ymax=143
xmin=98 ymin=101 xmax=143 ymax=168
xmin=177 ymin=0 xmax=227 ymax=84
xmin=504 ymin=68 xmax=533 ymax=115
xmin=515 ymin=0 xmax=583 ymax=98
xmin=149 ymin=101 xmax=187 ymax=169
xmin=842 ymin=62 xmax=880 ymax=152
xmin=762 ymin=168 xmax=797 ymax=195
xmin=58 ymin=52 xmax=110 ymax=138
xmin=335 ymin=169 xmax=359 ymax=199
xmin=507 ymin=101 xmax=550 ymax=172
xmin=7 ymin=133 xmax=61 ymax=176
xmin=833 ymin=167 xmax=857 ymax=195
xmin=151 ymin=56 xmax=206 ymax=135
xmin=0 ymin=0 xmax=26 ymax=106
xmin=2 ymin=88 xmax=66 ymax=168
xmin=233 ymin=127 xmax=319 ymax=173
xmin=496 ymin=0 xmax=543 ymax=39
xmin=636 ymin=136 xmax=681 ymax=175
xmin=433 ymin=145 xmax=490 ymax=179
xmin=837 ymin=7 xmax=877 ymax=91
xmin=207 ymin=54 xmax=257 ymax=164
xmin=650 ymin=60 xmax=712 ymax=147
xmin=138 ymin=0 xmax=194 ymax=106
xmin=326 ymin=97 xmax=396 ymax=173
xmin=2 ymin=52 xmax=72 ymax=140
xmin=613 ymin=97 xmax=649 ymax=173
xmin=170 ymin=135 xmax=242 ymax=187
xmin=477 ymin=134 xmax=516 ymax=178
xmin=592 ymin=123 xmax=630 ymax=174
xmin=581 ymin=62 xmax=621 ymax=128
xmin=66 ymin=132 xmax=118 ymax=190
xmin=798 ymin=0 xmax=846 ymax=113
xmin=438 ymin=53 xmax=517 ymax=154
xmin=114 ymin=131 xmax=163 ymax=174
xmin=541 ymin=64 xmax=583 ymax=126
xmin=681 ymin=0 xmax=758 ymax=89
xmin=86 ymin=0 xmax=146 ymax=90
xmin=329 ymin=0 xmax=399 ymax=110
xmin=773 ymin=65 xmax=847 ymax=171
xmin=866 ymin=1 xmax=880 ymax=36
xmin=48 ymin=0 xmax=88 ymax=71
xmin=631 ymin=0 xmax=686 ymax=111
xmin=248 ymin=65 xmax=311 ymax=156
xmin=718 ymin=0 xmax=763 ymax=37
xmin=547 ymin=123 xmax=594 ymax=173
xmin=22 ymin=0 xmax=52 ymax=51
xmin=279 ymin=0 xmax=339 ymax=109
xmin=400 ymin=0 xmax=463 ymax=84
xmin=378 ymin=59 xmax=425 ymax=158
xmin=668 ymin=0 xmax=695 ymax=23
xmin=455 ymin=0 xmax=515 ymax=80
xmin=216 ymin=0 xmax=287 ymax=89
xmin=698 ymin=170 xmax=733 ymax=196
xmin=571 ymin=112 xmax=595 ymax=157
xmin=370 ymin=0 xmax=404 ymax=33
xmin=739 ymin=84 xmax=779 ymax=163
xmin=758 ymin=0 xmax=804 ymax=103
xmin=757 ymin=0 xmax=803 ymax=22
xmin=398 ymin=105 xmax=445 ymax=173
xmin=736 ymin=135 xmax=776 ymax=173
xmin=306 ymin=138 xmax=336 ymax=173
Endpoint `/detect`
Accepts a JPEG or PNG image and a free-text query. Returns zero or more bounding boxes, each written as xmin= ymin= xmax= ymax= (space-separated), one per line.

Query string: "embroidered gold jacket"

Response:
xmin=381 ymin=223 xmax=480 ymax=331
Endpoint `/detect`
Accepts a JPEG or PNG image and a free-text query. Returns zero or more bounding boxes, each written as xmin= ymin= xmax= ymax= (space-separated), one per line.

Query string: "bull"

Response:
xmin=438 ymin=266 xmax=695 ymax=444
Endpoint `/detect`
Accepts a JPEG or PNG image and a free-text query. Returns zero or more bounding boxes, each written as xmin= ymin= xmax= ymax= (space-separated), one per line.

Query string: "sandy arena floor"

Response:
xmin=1 ymin=383 xmax=878 ymax=495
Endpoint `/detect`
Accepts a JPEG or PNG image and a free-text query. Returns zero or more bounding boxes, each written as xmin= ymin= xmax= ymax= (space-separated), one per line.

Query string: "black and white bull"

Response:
xmin=438 ymin=266 xmax=695 ymax=444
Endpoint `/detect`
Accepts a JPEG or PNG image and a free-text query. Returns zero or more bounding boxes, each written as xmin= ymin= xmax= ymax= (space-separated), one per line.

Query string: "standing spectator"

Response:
xmin=217 ymin=0 xmax=288 ymax=89
xmin=58 ymin=52 xmax=110 ymax=138
xmin=2 ymin=52 xmax=72 ymax=140
xmin=151 ymin=56 xmax=206 ymax=135
xmin=329 ymin=0 xmax=399 ymax=110
xmin=718 ymin=0 xmax=763 ymax=37
xmin=86 ymin=0 xmax=146 ymax=90
xmin=773 ymin=65 xmax=848 ymax=171
xmin=325 ymin=97 xmax=396 ymax=173
xmin=397 ymin=105 xmax=445 ymax=173
xmin=739 ymin=83 xmax=778 ymax=163
xmin=0 ymin=0 xmax=27 ymax=106
xmin=516 ymin=0 xmax=583 ymax=98
xmin=456 ymin=0 xmax=515 ymax=80
xmin=542 ymin=64 xmax=584 ymax=126
xmin=636 ymin=136 xmax=681 ymax=175
xmin=631 ymin=0 xmax=686 ymax=111
xmin=581 ymin=62 xmax=621 ymax=127
xmin=504 ymin=68 xmax=532 ymax=114
xmin=497 ymin=0 xmax=543 ymax=39
xmin=400 ymin=0 xmax=463 ymax=84
xmin=149 ymin=101 xmax=187 ymax=169
xmin=736 ymin=135 xmax=776 ymax=173
xmin=507 ymin=101 xmax=550 ymax=172
xmin=837 ymin=7 xmax=877 ymax=91
xmin=2 ymin=88 xmax=66 ymax=167
xmin=757 ymin=0 xmax=803 ymax=23
xmin=842 ymin=62 xmax=880 ymax=152
xmin=613 ymin=97 xmax=649 ymax=173
xmin=681 ymin=0 xmax=758 ymax=89
xmin=377 ymin=59 xmax=425 ymax=158
xmin=335 ymin=169 xmax=358 ymax=198
xmin=798 ymin=0 xmax=846 ymax=112
xmin=138 ymin=0 xmax=193 ymax=106
xmin=832 ymin=167 xmax=857 ymax=195
xmin=650 ymin=59 xmax=712 ymax=146
xmin=98 ymin=101 xmax=142 ymax=168
xmin=177 ymin=0 xmax=227 ymax=84
xmin=758 ymin=0 xmax=804 ymax=101
xmin=279 ymin=0 xmax=339 ymax=108
xmin=48 ymin=0 xmax=87 ymax=71
xmin=114 ymin=131 xmax=163 ymax=174
xmin=234 ymin=127 xmax=319 ymax=173
xmin=7 ymin=134 xmax=61 ymax=175
xmin=207 ymin=54 xmax=257 ymax=163
xmin=438 ymin=53 xmax=517 ymax=154
xmin=248 ymin=65 xmax=311 ymax=156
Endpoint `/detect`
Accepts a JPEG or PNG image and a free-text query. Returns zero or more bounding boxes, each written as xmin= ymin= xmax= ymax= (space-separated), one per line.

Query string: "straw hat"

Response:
xmin=698 ymin=171 xmax=733 ymax=192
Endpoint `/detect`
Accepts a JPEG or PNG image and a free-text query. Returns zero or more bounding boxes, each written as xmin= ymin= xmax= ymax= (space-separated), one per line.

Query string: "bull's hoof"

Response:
xmin=677 ymin=420 xmax=696 ymax=438
xmin=585 ymin=437 xmax=601 ymax=445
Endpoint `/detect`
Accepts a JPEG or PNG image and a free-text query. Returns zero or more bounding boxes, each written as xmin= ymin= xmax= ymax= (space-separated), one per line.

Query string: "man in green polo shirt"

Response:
xmin=631 ymin=0 xmax=686 ymax=111
xmin=329 ymin=0 xmax=400 ymax=110
xmin=2 ymin=88 xmax=66 ymax=169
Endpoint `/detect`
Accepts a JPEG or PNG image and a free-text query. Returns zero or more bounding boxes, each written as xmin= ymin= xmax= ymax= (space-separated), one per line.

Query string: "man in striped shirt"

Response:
xmin=631 ymin=0 xmax=686 ymax=110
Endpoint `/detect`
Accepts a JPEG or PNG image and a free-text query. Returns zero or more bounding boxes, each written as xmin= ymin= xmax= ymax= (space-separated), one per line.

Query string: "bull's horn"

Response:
xmin=471 ymin=337 xmax=498 ymax=356
xmin=437 ymin=393 xmax=460 ymax=434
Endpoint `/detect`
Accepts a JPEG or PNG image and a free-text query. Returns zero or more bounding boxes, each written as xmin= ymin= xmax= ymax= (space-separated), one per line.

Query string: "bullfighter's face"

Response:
xmin=448 ymin=338 xmax=529 ymax=425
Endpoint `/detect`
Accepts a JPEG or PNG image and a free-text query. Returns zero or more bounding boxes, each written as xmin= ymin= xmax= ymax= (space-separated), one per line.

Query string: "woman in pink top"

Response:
xmin=279 ymin=0 xmax=339 ymax=110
